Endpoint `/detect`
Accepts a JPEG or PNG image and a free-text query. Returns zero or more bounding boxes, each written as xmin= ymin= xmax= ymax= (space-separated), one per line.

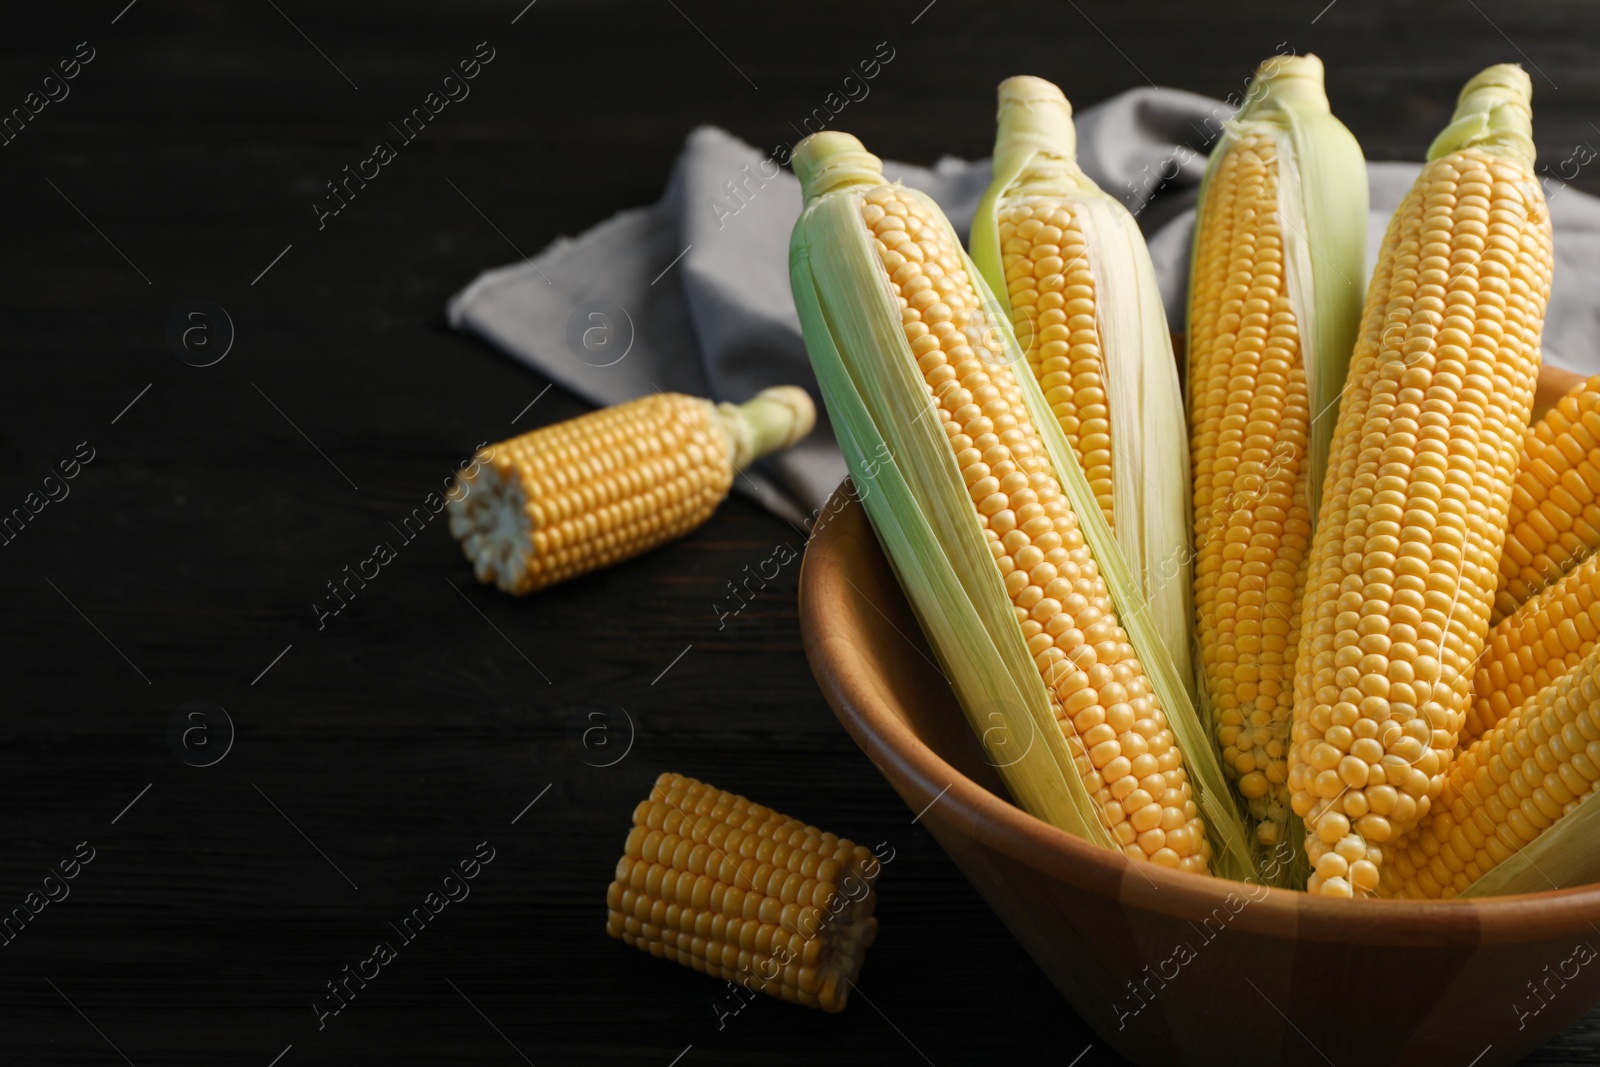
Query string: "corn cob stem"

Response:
xmin=1292 ymin=64 xmax=1554 ymax=897
xmin=447 ymin=388 xmax=814 ymax=594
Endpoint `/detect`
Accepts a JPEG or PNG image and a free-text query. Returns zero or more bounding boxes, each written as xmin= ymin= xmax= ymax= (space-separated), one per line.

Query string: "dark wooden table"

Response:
xmin=3 ymin=2 xmax=1598 ymax=1063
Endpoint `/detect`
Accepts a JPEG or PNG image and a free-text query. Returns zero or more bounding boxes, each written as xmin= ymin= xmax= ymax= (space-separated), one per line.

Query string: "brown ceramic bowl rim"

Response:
xmin=801 ymin=480 xmax=1600 ymax=946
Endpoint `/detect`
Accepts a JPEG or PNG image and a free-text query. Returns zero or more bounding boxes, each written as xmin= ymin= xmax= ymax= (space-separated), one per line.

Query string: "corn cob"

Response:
xmin=790 ymin=131 xmax=1251 ymax=876
xmin=1292 ymin=64 xmax=1554 ymax=897
xmin=448 ymin=388 xmax=814 ymax=594
xmin=1186 ymin=55 xmax=1367 ymax=849
xmin=1379 ymin=641 xmax=1600 ymax=898
xmin=605 ymin=773 xmax=879 ymax=1011
xmin=1466 ymin=548 xmax=1600 ymax=744
xmin=1495 ymin=374 xmax=1600 ymax=622
xmin=969 ymin=75 xmax=1195 ymax=713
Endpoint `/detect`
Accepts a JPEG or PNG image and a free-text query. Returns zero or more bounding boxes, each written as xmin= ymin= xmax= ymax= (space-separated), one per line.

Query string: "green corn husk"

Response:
xmin=969 ymin=75 xmax=1196 ymax=713
xmin=790 ymin=130 xmax=1253 ymax=881
xmin=1194 ymin=53 xmax=1367 ymax=521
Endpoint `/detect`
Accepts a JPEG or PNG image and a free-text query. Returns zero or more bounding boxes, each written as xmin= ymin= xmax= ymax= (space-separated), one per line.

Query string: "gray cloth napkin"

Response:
xmin=448 ymin=87 xmax=1600 ymax=525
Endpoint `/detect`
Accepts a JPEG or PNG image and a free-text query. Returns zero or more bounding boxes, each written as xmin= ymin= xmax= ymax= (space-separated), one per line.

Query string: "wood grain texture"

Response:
xmin=803 ymin=481 xmax=1600 ymax=1067
xmin=0 ymin=1 xmax=1596 ymax=1063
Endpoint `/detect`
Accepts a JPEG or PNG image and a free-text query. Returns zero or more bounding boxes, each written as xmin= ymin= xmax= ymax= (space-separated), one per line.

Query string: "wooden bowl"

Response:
xmin=798 ymin=365 xmax=1598 ymax=1067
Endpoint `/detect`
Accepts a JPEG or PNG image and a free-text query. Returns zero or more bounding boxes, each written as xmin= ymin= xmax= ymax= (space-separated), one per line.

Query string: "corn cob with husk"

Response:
xmin=1495 ymin=374 xmax=1600 ymax=622
xmin=1292 ymin=64 xmax=1554 ymax=898
xmin=968 ymin=76 xmax=1195 ymax=715
xmin=606 ymin=774 xmax=879 ymax=1011
xmin=1186 ymin=55 xmax=1367 ymax=853
xmin=448 ymin=388 xmax=814 ymax=594
xmin=789 ymin=129 xmax=1251 ymax=877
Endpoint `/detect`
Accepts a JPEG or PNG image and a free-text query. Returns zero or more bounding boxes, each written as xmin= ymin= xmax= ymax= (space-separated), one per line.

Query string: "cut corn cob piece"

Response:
xmin=969 ymin=76 xmax=1195 ymax=708
xmin=1379 ymin=641 xmax=1600 ymax=898
xmin=1292 ymin=64 xmax=1554 ymax=897
xmin=448 ymin=388 xmax=814 ymax=594
xmin=1495 ymin=374 xmax=1600 ymax=623
xmin=1186 ymin=55 xmax=1367 ymax=850
xmin=604 ymin=773 xmax=879 ymax=1011
xmin=1466 ymin=548 xmax=1600 ymax=744
xmin=789 ymin=130 xmax=1252 ymax=877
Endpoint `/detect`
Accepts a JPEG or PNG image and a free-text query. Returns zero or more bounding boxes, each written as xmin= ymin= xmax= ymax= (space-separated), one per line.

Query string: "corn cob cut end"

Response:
xmin=448 ymin=390 xmax=814 ymax=595
xmin=450 ymin=458 xmax=533 ymax=592
xmin=605 ymin=773 xmax=880 ymax=1012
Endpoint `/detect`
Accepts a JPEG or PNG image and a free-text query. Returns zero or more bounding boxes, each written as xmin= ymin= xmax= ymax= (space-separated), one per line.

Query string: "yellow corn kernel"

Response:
xmin=1495 ymin=374 xmax=1600 ymax=621
xmin=1292 ymin=65 xmax=1554 ymax=896
xmin=1380 ymin=643 xmax=1600 ymax=898
xmin=605 ymin=774 xmax=879 ymax=1011
xmin=1189 ymin=127 xmax=1313 ymax=843
xmin=999 ymin=200 xmax=1114 ymax=526
xmin=1467 ymin=548 xmax=1600 ymax=744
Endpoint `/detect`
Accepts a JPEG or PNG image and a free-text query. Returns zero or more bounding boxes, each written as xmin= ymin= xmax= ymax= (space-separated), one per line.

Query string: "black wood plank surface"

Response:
xmin=2 ymin=2 xmax=1598 ymax=1064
